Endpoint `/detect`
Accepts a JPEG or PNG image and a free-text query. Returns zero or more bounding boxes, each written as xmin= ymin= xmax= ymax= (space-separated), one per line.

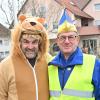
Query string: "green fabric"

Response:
xmin=48 ymin=54 xmax=95 ymax=100
xmin=47 ymin=53 xmax=53 ymax=63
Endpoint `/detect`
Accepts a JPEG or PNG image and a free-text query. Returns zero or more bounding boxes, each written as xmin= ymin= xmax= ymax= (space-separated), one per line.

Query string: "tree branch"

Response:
xmin=0 ymin=0 xmax=10 ymax=25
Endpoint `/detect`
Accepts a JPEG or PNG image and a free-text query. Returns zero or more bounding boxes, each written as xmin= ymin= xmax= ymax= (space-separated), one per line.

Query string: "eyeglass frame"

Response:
xmin=57 ymin=34 xmax=79 ymax=42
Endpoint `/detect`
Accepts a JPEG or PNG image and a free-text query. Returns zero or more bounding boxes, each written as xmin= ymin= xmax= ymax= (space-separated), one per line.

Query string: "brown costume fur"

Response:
xmin=0 ymin=15 xmax=49 ymax=100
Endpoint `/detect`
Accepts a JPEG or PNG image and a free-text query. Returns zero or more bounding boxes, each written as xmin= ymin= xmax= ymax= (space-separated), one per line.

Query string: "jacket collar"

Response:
xmin=49 ymin=47 xmax=83 ymax=68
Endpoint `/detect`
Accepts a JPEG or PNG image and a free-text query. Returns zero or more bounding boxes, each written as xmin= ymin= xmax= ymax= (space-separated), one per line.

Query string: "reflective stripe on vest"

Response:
xmin=50 ymin=88 xmax=94 ymax=98
xmin=48 ymin=54 xmax=95 ymax=100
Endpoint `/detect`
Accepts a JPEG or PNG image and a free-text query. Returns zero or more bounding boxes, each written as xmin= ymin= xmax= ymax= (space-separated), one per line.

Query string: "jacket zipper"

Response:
xmin=62 ymin=68 xmax=66 ymax=90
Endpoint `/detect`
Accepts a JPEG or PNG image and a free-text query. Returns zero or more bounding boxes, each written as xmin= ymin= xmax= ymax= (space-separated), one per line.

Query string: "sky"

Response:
xmin=0 ymin=0 xmax=25 ymax=28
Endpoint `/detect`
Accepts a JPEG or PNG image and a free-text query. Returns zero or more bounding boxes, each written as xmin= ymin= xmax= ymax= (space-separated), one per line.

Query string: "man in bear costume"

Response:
xmin=0 ymin=15 xmax=49 ymax=100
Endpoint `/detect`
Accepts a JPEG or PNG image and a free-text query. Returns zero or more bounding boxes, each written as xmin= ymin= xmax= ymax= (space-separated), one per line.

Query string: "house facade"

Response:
xmin=79 ymin=0 xmax=100 ymax=57
xmin=83 ymin=0 xmax=100 ymax=26
xmin=0 ymin=23 xmax=11 ymax=60
xmin=17 ymin=0 xmax=100 ymax=57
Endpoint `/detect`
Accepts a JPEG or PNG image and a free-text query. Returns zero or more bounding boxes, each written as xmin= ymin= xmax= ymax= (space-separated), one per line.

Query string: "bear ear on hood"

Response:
xmin=18 ymin=14 xmax=27 ymax=23
xmin=36 ymin=17 xmax=45 ymax=25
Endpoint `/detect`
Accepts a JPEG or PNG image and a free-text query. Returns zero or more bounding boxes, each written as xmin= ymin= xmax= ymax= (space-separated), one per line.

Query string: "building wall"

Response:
xmin=79 ymin=35 xmax=100 ymax=57
xmin=81 ymin=0 xmax=100 ymax=57
xmin=18 ymin=0 xmax=100 ymax=57
xmin=18 ymin=0 xmax=66 ymax=39
xmin=0 ymin=24 xmax=11 ymax=60
xmin=83 ymin=0 xmax=100 ymax=25
xmin=76 ymin=18 xmax=81 ymax=27
xmin=0 ymin=36 xmax=11 ymax=60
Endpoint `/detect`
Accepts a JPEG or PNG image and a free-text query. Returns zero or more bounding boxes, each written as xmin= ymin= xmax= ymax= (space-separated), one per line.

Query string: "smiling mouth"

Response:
xmin=26 ymin=51 xmax=34 ymax=54
xmin=63 ymin=46 xmax=71 ymax=48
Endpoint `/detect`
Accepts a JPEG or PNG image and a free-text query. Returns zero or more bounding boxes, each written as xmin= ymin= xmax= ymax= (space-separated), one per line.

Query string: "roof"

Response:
xmin=71 ymin=0 xmax=91 ymax=10
xmin=55 ymin=0 xmax=93 ymax=19
xmin=78 ymin=26 xmax=100 ymax=36
xmin=65 ymin=3 xmax=93 ymax=19
xmin=0 ymin=23 xmax=10 ymax=35
xmin=17 ymin=0 xmax=28 ymax=17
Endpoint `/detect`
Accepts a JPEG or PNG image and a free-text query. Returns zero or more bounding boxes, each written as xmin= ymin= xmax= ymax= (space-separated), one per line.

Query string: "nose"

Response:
xmin=28 ymin=43 xmax=34 ymax=49
xmin=64 ymin=37 xmax=70 ymax=43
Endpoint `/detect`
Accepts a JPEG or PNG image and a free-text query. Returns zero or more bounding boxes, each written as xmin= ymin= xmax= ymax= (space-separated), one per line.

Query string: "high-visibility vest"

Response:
xmin=46 ymin=53 xmax=54 ymax=63
xmin=48 ymin=54 xmax=95 ymax=100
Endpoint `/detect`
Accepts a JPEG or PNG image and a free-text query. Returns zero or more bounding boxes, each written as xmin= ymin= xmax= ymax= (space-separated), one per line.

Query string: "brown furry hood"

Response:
xmin=10 ymin=15 xmax=49 ymax=60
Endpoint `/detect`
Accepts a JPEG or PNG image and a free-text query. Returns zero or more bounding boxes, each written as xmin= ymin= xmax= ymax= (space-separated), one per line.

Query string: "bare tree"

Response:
xmin=0 ymin=0 xmax=25 ymax=27
xmin=0 ymin=0 xmax=15 ymax=26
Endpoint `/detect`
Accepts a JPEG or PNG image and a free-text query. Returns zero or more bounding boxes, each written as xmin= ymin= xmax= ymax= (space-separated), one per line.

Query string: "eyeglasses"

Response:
xmin=57 ymin=35 xmax=78 ymax=42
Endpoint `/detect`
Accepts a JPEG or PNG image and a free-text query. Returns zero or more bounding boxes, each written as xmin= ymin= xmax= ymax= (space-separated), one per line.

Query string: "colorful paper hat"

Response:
xmin=58 ymin=9 xmax=77 ymax=34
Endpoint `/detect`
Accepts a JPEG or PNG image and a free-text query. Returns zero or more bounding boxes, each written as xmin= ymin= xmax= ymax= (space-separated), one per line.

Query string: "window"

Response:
xmin=53 ymin=22 xmax=58 ymax=29
xmin=38 ymin=6 xmax=46 ymax=17
xmin=4 ymin=39 xmax=9 ymax=46
xmin=32 ymin=8 xmax=36 ymax=16
xmin=82 ymin=39 xmax=97 ymax=54
xmin=0 ymin=40 xmax=2 ymax=45
xmin=81 ymin=18 xmax=88 ymax=26
xmin=95 ymin=20 xmax=100 ymax=26
xmin=52 ymin=43 xmax=59 ymax=52
xmin=50 ymin=43 xmax=59 ymax=56
xmin=0 ymin=52 xmax=4 ymax=58
xmin=43 ymin=23 xmax=48 ymax=29
xmin=94 ymin=3 xmax=100 ymax=11
xmin=5 ymin=51 xmax=9 ymax=56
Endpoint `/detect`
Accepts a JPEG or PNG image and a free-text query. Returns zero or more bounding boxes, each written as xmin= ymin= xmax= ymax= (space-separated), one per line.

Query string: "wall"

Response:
xmin=79 ymin=35 xmax=100 ymax=57
xmin=83 ymin=0 xmax=100 ymax=25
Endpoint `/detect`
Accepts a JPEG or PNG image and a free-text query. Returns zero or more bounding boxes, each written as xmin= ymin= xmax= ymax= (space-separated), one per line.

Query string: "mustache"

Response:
xmin=25 ymin=48 xmax=36 ymax=52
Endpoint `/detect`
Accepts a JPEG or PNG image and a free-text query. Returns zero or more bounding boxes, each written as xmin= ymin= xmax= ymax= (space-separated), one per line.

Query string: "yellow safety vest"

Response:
xmin=48 ymin=54 xmax=95 ymax=100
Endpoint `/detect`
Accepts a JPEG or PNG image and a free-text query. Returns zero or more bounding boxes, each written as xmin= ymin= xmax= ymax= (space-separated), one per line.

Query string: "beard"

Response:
xmin=23 ymin=48 xmax=38 ymax=59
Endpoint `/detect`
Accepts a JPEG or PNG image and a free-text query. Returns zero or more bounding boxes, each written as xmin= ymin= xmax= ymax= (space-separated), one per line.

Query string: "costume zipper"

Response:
xmin=27 ymin=60 xmax=38 ymax=100
xmin=32 ymin=67 xmax=38 ymax=100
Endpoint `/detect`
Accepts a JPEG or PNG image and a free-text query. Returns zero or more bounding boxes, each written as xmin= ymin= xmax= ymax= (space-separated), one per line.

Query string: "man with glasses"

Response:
xmin=0 ymin=15 xmax=49 ymax=100
xmin=48 ymin=9 xmax=100 ymax=100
